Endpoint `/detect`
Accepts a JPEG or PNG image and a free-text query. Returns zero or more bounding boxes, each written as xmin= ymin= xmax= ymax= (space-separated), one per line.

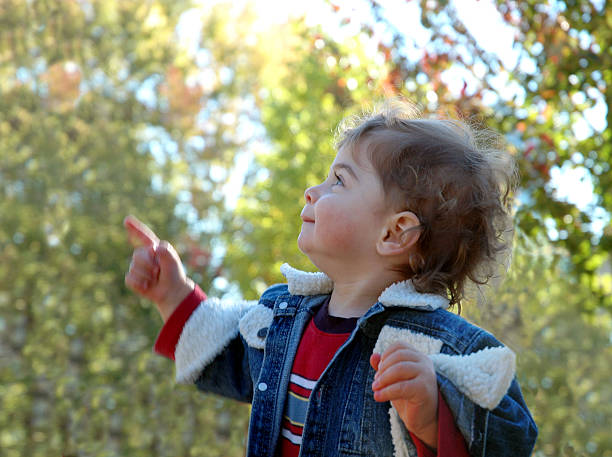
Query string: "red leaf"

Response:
xmin=540 ymin=133 xmax=554 ymax=147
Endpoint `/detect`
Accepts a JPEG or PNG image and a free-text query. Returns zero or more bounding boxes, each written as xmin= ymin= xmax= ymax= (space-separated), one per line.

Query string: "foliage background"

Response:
xmin=0 ymin=1 xmax=610 ymax=456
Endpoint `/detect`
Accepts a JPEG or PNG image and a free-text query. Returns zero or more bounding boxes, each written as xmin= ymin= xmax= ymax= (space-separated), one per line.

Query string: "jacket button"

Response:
xmin=278 ymin=302 xmax=288 ymax=309
xmin=257 ymin=327 xmax=268 ymax=338
xmin=258 ymin=382 xmax=268 ymax=392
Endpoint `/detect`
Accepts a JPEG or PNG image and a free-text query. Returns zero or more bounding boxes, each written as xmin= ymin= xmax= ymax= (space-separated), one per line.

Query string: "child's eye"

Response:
xmin=333 ymin=173 xmax=344 ymax=186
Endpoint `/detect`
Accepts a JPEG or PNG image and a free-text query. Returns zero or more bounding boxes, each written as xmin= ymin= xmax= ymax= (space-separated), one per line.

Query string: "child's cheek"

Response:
xmin=317 ymin=205 xmax=359 ymax=251
xmin=325 ymin=222 xmax=357 ymax=251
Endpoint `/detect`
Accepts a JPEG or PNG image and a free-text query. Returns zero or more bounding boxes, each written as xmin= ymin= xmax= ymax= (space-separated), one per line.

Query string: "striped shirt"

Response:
xmin=276 ymin=298 xmax=357 ymax=457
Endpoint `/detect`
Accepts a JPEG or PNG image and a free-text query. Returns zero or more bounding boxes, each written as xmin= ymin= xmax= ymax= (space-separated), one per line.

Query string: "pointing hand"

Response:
xmin=124 ymin=215 xmax=194 ymax=322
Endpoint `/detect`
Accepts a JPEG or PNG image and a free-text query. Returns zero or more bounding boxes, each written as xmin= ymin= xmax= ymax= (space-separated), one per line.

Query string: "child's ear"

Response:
xmin=376 ymin=211 xmax=421 ymax=257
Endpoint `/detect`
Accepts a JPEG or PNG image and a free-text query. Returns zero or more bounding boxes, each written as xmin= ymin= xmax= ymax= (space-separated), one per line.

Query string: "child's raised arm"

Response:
xmin=124 ymin=215 xmax=194 ymax=322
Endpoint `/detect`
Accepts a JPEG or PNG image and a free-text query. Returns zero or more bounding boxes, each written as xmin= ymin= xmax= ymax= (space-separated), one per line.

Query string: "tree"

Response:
xmin=3 ymin=0 xmax=610 ymax=455
xmin=223 ymin=21 xmax=396 ymax=298
xmin=0 ymin=1 xmax=261 ymax=455
xmin=356 ymin=0 xmax=611 ymax=310
xmin=467 ymin=232 xmax=612 ymax=456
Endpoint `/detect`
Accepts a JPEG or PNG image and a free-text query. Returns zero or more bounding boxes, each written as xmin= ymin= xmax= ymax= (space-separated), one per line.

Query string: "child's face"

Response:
xmin=298 ymin=142 xmax=392 ymax=274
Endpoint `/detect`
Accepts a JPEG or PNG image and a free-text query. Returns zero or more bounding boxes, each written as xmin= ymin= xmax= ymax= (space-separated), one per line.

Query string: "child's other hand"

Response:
xmin=124 ymin=215 xmax=194 ymax=322
xmin=370 ymin=342 xmax=438 ymax=450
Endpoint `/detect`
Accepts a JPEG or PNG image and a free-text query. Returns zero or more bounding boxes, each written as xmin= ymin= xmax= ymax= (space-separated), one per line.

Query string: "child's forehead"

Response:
xmin=334 ymin=139 xmax=374 ymax=170
xmin=334 ymin=136 xmax=404 ymax=210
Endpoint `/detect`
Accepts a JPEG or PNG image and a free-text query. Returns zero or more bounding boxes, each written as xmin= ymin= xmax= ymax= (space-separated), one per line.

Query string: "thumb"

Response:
xmin=155 ymin=241 xmax=182 ymax=272
xmin=370 ymin=353 xmax=381 ymax=371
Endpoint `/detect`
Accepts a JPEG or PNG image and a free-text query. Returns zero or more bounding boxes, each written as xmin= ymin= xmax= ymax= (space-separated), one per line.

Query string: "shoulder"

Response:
xmin=376 ymin=309 xmax=517 ymax=411
xmin=382 ymin=307 xmax=503 ymax=355
xmin=259 ymin=283 xmax=290 ymax=308
xmin=238 ymin=284 xmax=289 ymax=350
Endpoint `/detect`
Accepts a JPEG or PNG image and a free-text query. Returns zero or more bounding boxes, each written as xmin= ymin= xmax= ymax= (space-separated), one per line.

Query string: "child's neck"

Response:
xmin=328 ymin=288 xmax=377 ymax=318
xmin=327 ymin=273 xmax=402 ymax=318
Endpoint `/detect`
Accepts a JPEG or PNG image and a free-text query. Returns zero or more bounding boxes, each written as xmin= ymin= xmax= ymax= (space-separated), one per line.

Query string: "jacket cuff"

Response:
xmin=153 ymin=285 xmax=207 ymax=360
xmin=174 ymin=296 xmax=256 ymax=384
xmin=409 ymin=432 xmax=436 ymax=457
xmin=408 ymin=390 xmax=469 ymax=457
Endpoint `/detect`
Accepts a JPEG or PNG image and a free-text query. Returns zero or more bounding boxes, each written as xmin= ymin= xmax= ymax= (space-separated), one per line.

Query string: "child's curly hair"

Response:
xmin=336 ymin=100 xmax=517 ymax=310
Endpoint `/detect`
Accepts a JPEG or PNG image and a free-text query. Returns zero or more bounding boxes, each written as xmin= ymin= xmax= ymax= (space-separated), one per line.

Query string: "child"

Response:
xmin=125 ymin=100 xmax=537 ymax=457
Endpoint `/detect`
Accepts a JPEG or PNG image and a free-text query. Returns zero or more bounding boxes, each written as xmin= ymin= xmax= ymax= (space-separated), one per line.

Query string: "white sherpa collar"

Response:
xmin=280 ymin=263 xmax=449 ymax=310
xmin=280 ymin=263 xmax=333 ymax=296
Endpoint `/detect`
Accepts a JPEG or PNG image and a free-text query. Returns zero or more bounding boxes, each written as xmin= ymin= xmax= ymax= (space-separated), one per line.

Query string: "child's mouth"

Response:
xmin=300 ymin=210 xmax=315 ymax=223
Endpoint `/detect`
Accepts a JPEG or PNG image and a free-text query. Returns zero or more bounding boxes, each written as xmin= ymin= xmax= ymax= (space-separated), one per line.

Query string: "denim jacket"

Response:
xmin=172 ymin=264 xmax=537 ymax=457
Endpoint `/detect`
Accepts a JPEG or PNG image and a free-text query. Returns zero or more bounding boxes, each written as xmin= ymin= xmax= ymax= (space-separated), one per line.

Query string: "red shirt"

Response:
xmin=155 ymin=286 xmax=469 ymax=457
xmin=277 ymin=298 xmax=358 ymax=457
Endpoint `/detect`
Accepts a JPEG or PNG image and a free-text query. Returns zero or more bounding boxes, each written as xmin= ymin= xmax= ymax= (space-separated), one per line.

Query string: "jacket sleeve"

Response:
xmin=153 ymin=284 xmax=260 ymax=403
xmin=153 ymin=285 xmax=207 ymax=360
xmin=438 ymin=330 xmax=538 ymax=457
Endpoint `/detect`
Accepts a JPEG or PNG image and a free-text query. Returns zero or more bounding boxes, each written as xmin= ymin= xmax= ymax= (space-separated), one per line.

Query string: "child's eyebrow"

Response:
xmin=333 ymin=163 xmax=359 ymax=181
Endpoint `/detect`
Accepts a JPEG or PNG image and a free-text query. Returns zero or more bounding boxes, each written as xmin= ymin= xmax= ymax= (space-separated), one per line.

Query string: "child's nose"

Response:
xmin=304 ymin=185 xmax=319 ymax=204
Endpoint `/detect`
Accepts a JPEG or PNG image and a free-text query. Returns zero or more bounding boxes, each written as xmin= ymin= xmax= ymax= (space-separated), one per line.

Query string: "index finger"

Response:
xmin=124 ymin=215 xmax=160 ymax=248
xmin=379 ymin=341 xmax=422 ymax=362
xmin=376 ymin=343 xmax=428 ymax=374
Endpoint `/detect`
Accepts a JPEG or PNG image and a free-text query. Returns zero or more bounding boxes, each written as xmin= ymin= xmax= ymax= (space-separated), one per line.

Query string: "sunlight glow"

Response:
xmin=180 ymin=0 xmax=607 ymax=231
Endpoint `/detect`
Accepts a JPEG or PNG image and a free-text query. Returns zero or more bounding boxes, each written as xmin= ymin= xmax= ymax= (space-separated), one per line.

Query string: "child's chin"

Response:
xmin=297 ymin=237 xmax=309 ymax=254
xmin=297 ymin=238 xmax=318 ymax=263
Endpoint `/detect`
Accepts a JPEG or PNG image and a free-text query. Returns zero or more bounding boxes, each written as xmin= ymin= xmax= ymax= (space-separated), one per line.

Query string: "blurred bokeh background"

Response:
xmin=0 ymin=0 xmax=610 ymax=455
